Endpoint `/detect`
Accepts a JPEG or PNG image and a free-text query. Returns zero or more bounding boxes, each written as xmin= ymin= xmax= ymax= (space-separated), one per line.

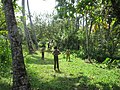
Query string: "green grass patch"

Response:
xmin=0 ymin=50 xmax=120 ymax=90
xmin=25 ymin=51 xmax=120 ymax=90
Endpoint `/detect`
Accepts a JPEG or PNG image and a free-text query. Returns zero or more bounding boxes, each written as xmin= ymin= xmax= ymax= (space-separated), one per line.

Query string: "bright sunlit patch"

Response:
xmin=17 ymin=0 xmax=56 ymax=14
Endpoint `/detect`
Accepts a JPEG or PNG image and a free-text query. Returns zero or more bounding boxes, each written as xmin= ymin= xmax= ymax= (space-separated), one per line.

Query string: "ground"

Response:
xmin=24 ymin=51 xmax=120 ymax=90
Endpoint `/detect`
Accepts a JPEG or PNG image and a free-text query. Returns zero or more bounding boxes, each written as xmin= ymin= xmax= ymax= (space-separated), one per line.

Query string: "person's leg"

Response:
xmin=54 ymin=56 xmax=57 ymax=71
xmin=42 ymin=52 xmax=44 ymax=60
xmin=66 ymin=55 xmax=68 ymax=61
xmin=68 ymin=55 xmax=70 ymax=61
xmin=56 ymin=56 xmax=60 ymax=71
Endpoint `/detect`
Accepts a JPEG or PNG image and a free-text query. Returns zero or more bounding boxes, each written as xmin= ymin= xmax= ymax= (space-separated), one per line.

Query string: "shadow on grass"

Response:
xmin=28 ymin=70 xmax=120 ymax=90
xmin=25 ymin=53 xmax=64 ymax=65
xmin=25 ymin=52 xmax=53 ymax=64
xmin=26 ymin=55 xmax=54 ymax=65
xmin=29 ymin=73 xmax=89 ymax=90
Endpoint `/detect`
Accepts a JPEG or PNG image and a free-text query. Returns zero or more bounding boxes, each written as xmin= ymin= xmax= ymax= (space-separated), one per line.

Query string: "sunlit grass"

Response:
xmin=0 ymin=50 xmax=120 ymax=90
xmin=25 ymin=51 xmax=120 ymax=90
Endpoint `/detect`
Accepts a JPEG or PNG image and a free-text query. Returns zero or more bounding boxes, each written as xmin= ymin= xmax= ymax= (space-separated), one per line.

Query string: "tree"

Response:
xmin=22 ymin=0 xmax=34 ymax=54
xmin=27 ymin=0 xmax=38 ymax=50
xmin=2 ymin=0 xmax=30 ymax=89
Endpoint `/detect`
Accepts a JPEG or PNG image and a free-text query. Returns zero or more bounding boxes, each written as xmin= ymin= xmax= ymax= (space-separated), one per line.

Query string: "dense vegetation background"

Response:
xmin=0 ymin=0 xmax=120 ymax=90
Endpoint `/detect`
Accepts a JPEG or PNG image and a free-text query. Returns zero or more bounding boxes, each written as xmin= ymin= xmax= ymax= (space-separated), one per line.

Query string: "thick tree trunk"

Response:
xmin=3 ymin=0 xmax=30 ymax=90
xmin=27 ymin=0 xmax=38 ymax=50
xmin=22 ymin=0 xmax=34 ymax=54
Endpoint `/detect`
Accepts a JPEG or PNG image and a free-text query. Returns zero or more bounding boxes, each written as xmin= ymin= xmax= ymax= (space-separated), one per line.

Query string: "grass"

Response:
xmin=25 ymin=51 xmax=120 ymax=90
xmin=0 ymin=50 xmax=120 ymax=90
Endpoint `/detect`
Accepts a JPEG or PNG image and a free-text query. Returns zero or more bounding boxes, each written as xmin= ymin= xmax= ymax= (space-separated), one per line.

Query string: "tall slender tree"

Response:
xmin=22 ymin=0 xmax=34 ymax=54
xmin=27 ymin=0 xmax=38 ymax=50
xmin=2 ymin=0 xmax=30 ymax=89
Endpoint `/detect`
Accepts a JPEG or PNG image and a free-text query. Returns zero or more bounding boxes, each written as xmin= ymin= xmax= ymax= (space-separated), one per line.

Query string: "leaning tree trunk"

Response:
xmin=2 ymin=0 xmax=30 ymax=90
xmin=22 ymin=0 xmax=34 ymax=54
xmin=27 ymin=0 xmax=38 ymax=50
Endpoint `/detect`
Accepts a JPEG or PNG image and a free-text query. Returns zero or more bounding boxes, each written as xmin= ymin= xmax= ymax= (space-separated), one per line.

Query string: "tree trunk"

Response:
xmin=85 ymin=12 xmax=91 ymax=62
xmin=2 ymin=0 xmax=30 ymax=90
xmin=27 ymin=0 xmax=38 ymax=50
xmin=83 ymin=14 xmax=84 ymax=31
xmin=22 ymin=0 xmax=34 ymax=54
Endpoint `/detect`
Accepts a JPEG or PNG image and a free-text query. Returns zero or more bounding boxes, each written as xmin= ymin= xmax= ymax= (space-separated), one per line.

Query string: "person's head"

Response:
xmin=54 ymin=46 xmax=57 ymax=49
xmin=67 ymin=48 xmax=69 ymax=50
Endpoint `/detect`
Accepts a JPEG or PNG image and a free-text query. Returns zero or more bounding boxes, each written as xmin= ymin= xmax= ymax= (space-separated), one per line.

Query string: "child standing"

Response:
xmin=66 ymin=49 xmax=70 ymax=62
xmin=52 ymin=46 xmax=60 ymax=72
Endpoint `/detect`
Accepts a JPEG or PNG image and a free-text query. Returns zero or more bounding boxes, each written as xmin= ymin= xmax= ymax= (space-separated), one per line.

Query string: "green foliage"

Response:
xmin=0 ymin=31 xmax=11 ymax=64
xmin=54 ymin=0 xmax=120 ymax=63
xmin=0 ymin=32 xmax=12 ymax=90
xmin=55 ymin=0 xmax=76 ymax=19
xmin=0 ymin=31 xmax=12 ymax=86
xmin=111 ymin=59 xmax=120 ymax=68
xmin=102 ymin=57 xmax=120 ymax=69
xmin=0 ymin=3 xmax=6 ymax=28
xmin=102 ymin=58 xmax=112 ymax=64
xmin=31 ymin=0 xmax=120 ymax=63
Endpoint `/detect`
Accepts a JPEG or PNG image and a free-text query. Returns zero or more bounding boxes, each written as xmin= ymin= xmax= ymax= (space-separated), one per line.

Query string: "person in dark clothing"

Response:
xmin=48 ymin=42 xmax=50 ymax=48
xmin=41 ymin=44 xmax=45 ymax=60
xmin=52 ymin=46 xmax=60 ymax=72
